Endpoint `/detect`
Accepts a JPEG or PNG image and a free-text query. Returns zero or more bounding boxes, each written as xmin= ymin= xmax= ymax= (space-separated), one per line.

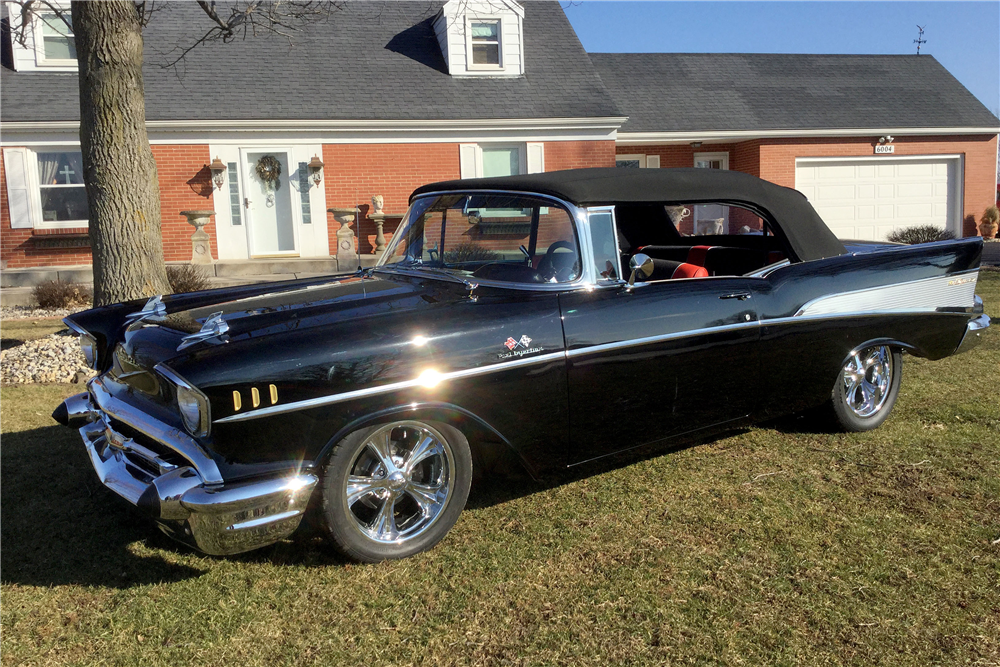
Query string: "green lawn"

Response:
xmin=2 ymin=272 xmax=998 ymax=667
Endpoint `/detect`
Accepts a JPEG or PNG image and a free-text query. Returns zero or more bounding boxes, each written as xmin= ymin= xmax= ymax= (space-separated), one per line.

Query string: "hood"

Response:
xmin=119 ymin=272 xmax=474 ymax=369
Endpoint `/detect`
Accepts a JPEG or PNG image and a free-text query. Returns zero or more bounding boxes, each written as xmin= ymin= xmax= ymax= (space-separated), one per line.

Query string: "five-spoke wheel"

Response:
xmin=829 ymin=344 xmax=902 ymax=431
xmin=321 ymin=420 xmax=472 ymax=562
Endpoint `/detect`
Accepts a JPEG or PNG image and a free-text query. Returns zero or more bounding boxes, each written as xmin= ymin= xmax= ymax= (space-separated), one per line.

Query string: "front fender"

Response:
xmin=312 ymin=401 xmax=541 ymax=481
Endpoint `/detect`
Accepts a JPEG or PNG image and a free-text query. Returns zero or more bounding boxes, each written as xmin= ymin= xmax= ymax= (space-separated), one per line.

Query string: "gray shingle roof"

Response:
xmin=589 ymin=53 xmax=999 ymax=133
xmin=1 ymin=1 xmax=621 ymax=122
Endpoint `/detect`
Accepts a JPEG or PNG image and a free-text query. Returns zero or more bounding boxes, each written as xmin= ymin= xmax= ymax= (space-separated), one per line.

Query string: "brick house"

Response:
xmin=1 ymin=2 xmax=998 ymax=277
xmin=592 ymin=53 xmax=999 ymax=240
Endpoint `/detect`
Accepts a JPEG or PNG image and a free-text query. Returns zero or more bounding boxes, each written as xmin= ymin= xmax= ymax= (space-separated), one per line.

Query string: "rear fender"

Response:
xmin=312 ymin=402 xmax=540 ymax=481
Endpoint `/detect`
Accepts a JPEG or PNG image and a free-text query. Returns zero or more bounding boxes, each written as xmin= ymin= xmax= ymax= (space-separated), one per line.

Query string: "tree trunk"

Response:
xmin=72 ymin=1 xmax=170 ymax=306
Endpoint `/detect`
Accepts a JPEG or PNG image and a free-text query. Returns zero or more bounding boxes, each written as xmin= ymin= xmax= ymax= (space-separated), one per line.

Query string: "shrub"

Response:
xmin=885 ymin=226 xmax=956 ymax=245
xmin=442 ymin=243 xmax=501 ymax=264
xmin=167 ymin=265 xmax=211 ymax=294
xmin=32 ymin=280 xmax=92 ymax=309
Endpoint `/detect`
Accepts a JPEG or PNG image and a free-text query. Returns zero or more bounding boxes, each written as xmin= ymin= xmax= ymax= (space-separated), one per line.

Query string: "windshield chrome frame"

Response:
xmin=376 ymin=189 xmax=604 ymax=291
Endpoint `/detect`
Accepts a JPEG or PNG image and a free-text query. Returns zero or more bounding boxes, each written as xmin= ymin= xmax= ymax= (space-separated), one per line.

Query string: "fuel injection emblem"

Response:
xmin=498 ymin=335 xmax=543 ymax=360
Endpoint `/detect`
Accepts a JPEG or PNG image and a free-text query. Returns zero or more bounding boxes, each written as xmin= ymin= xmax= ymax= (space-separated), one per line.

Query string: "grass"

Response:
xmin=2 ymin=272 xmax=998 ymax=666
xmin=0 ymin=318 xmax=67 ymax=351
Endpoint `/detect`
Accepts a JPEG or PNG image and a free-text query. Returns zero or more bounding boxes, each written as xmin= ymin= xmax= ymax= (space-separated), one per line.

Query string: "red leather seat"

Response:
xmin=686 ymin=245 xmax=715 ymax=267
xmin=671 ymin=262 xmax=709 ymax=279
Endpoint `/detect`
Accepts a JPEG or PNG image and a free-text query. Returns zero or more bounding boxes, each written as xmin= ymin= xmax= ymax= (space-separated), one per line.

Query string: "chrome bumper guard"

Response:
xmin=66 ymin=382 xmax=318 ymax=556
xmin=954 ymin=298 xmax=990 ymax=356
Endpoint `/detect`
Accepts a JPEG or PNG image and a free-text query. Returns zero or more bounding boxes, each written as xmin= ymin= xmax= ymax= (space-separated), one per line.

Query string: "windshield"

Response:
xmin=377 ymin=193 xmax=581 ymax=284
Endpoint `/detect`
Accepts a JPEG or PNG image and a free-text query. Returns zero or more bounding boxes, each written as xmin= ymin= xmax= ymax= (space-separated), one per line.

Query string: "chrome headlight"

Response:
xmin=156 ymin=364 xmax=211 ymax=438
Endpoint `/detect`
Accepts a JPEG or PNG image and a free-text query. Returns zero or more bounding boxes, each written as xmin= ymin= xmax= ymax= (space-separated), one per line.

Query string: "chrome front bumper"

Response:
xmin=63 ymin=381 xmax=317 ymax=555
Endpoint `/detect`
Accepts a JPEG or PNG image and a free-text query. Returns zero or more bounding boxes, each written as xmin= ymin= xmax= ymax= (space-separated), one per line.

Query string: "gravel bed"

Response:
xmin=1 ymin=305 xmax=87 ymax=321
xmin=1 ymin=331 xmax=96 ymax=384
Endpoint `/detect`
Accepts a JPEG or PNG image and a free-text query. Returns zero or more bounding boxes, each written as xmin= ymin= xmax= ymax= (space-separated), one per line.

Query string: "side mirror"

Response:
xmin=628 ymin=253 xmax=653 ymax=286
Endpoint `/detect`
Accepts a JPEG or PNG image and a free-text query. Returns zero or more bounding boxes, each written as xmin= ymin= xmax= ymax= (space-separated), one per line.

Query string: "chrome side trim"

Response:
xmin=565 ymin=320 xmax=761 ymax=359
xmin=214 ymin=350 xmax=568 ymax=424
xmin=794 ymin=270 xmax=978 ymax=317
xmin=762 ymin=309 xmax=977 ymax=328
xmin=89 ymin=377 xmax=223 ymax=484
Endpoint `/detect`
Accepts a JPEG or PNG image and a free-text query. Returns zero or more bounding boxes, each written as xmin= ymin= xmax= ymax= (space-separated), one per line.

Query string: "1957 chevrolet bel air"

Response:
xmin=54 ymin=168 xmax=990 ymax=562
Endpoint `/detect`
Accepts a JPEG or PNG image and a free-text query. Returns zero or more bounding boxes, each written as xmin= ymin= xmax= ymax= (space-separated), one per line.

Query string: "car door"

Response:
xmin=559 ymin=277 xmax=760 ymax=465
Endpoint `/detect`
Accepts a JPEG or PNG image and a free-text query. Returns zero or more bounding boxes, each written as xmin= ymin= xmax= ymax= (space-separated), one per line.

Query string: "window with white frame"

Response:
xmin=3 ymin=147 xmax=89 ymax=230
xmin=35 ymin=11 xmax=77 ymax=66
xmin=36 ymin=150 xmax=88 ymax=225
xmin=459 ymin=142 xmax=544 ymax=179
xmin=616 ymin=154 xmax=660 ymax=169
xmin=469 ymin=20 xmax=501 ymax=67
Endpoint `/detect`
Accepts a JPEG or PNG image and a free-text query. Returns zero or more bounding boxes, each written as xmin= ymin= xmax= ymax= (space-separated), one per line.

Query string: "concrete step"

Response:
xmin=1 ymin=266 xmax=94 ymax=288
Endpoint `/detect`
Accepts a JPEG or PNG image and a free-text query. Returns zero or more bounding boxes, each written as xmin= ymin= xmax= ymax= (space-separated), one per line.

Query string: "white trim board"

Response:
xmin=616 ymin=127 xmax=1000 ymax=145
xmin=1 ymin=117 xmax=626 ymax=146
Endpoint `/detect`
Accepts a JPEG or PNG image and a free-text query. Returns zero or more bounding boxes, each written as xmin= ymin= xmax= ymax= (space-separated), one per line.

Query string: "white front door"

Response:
xmin=242 ymin=150 xmax=297 ymax=256
xmin=693 ymin=152 xmax=730 ymax=234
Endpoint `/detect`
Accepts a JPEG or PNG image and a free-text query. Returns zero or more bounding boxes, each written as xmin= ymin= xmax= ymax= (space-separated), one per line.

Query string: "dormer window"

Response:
xmin=37 ymin=12 xmax=77 ymax=65
xmin=470 ymin=20 xmax=501 ymax=67
xmin=434 ymin=0 xmax=524 ymax=78
xmin=7 ymin=7 xmax=78 ymax=71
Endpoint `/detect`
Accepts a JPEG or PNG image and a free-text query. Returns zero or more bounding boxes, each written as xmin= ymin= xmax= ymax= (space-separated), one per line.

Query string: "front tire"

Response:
xmin=320 ymin=420 xmax=472 ymax=562
xmin=829 ymin=345 xmax=902 ymax=432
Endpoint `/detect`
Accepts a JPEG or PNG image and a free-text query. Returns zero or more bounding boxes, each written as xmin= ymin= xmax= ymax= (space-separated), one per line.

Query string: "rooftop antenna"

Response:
xmin=914 ymin=25 xmax=926 ymax=55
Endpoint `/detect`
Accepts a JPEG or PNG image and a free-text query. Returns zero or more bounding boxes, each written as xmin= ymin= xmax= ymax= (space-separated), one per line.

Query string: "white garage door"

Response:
xmin=795 ymin=157 xmax=960 ymax=241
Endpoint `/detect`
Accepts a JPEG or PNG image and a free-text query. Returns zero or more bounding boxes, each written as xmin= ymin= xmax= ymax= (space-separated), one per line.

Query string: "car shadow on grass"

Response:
xmin=0 ymin=423 xmax=206 ymax=589
xmin=465 ymin=427 xmax=752 ymax=511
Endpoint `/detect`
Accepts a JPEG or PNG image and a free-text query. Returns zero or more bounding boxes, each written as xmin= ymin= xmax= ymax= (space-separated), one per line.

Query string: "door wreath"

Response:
xmin=255 ymin=155 xmax=282 ymax=207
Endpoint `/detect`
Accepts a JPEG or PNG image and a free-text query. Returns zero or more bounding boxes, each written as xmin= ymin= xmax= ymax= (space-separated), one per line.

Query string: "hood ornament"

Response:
xmin=126 ymin=294 xmax=167 ymax=323
xmin=177 ymin=311 xmax=230 ymax=351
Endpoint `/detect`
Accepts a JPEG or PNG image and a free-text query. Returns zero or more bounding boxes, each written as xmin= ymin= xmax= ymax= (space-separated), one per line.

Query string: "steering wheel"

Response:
xmin=536 ymin=240 xmax=577 ymax=282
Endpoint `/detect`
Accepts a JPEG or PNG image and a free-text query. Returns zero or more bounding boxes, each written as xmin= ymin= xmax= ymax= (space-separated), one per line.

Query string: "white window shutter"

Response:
xmin=646 ymin=155 xmax=660 ymax=168
xmin=3 ymin=148 xmax=36 ymax=228
xmin=459 ymin=144 xmax=481 ymax=178
xmin=526 ymin=142 xmax=545 ymax=173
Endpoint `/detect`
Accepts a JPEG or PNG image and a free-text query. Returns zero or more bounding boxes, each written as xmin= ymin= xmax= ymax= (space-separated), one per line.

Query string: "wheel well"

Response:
xmin=313 ymin=403 xmax=538 ymax=482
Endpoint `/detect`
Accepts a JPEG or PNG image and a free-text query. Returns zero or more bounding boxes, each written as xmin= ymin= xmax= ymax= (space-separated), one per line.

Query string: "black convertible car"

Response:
xmin=55 ymin=168 xmax=989 ymax=562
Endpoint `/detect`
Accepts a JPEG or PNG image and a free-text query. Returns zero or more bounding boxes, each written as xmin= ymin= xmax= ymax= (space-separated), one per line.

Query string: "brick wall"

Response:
xmin=324 ymin=140 xmax=616 ymax=253
xmin=1 ymin=144 xmax=213 ymax=268
xmin=757 ymin=135 xmax=998 ymax=237
xmin=152 ymin=145 xmax=216 ymax=262
xmin=618 ymin=135 xmax=999 ymax=237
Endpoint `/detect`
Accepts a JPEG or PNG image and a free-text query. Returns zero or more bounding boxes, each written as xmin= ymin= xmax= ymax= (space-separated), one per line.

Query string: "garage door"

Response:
xmin=795 ymin=158 xmax=960 ymax=241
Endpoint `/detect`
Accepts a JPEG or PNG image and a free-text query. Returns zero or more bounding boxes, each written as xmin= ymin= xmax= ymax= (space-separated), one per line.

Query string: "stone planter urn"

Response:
xmin=328 ymin=207 xmax=359 ymax=269
xmin=980 ymin=206 xmax=999 ymax=240
xmin=180 ymin=210 xmax=216 ymax=264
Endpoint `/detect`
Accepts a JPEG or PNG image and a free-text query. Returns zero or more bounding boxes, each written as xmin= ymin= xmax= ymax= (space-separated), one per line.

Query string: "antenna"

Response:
xmin=914 ymin=25 xmax=926 ymax=55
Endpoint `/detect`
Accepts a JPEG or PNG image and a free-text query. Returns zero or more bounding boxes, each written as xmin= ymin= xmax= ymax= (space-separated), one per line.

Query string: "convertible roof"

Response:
xmin=412 ymin=168 xmax=847 ymax=261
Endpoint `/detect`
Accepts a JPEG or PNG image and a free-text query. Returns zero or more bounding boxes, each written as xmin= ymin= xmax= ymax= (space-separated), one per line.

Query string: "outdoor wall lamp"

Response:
xmin=307 ymin=155 xmax=325 ymax=187
xmin=878 ymin=135 xmax=894 ymax=144
xmin=690 ymin=141 xmax=703 ymax=148
xmin=209 ymin=157 xmax=226 ymax=190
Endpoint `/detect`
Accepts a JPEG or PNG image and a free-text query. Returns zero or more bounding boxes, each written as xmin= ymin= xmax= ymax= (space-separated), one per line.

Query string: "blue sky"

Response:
xmin=564 ymin=1 xmax=1000 ymax=114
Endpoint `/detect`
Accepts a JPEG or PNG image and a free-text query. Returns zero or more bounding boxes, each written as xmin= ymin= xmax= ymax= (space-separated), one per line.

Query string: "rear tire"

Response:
xmin=828 ymin=345 xmax=902 ymax=432
xmin=320 ymin=420 xmax=472 ymax=562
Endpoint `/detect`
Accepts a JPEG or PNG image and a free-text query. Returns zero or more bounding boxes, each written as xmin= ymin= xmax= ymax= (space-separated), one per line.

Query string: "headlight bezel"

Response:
xmin=155 ymin=364 xmax=211 ymax=438
xmin=63 ymin=319 xmax=99 ymax=370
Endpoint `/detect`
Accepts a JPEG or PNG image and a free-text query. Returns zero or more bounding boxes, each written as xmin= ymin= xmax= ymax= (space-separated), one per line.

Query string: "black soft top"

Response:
xmin=412 ymin=168 xmax=847 ymax=262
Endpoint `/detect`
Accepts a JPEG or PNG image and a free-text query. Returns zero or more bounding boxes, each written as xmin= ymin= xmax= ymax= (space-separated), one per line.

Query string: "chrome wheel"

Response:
xmin=841 ymin=345 xmax=893 ymax=418
xmin=343 ymin=421 xmax=454 ymax=544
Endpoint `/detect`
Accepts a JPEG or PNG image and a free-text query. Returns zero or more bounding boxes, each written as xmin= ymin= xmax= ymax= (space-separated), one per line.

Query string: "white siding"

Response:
xmin=436 ymin=0 xmax=524 ymax=77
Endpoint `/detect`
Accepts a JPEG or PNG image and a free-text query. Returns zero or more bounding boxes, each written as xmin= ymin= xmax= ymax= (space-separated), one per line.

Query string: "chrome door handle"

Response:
xmin=720 ymin=291 xmax=751 ymax=301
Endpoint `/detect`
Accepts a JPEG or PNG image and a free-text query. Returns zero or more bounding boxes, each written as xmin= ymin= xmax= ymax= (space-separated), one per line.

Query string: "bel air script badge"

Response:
xmin=498 ymin=335 xmax=544 ymax=359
